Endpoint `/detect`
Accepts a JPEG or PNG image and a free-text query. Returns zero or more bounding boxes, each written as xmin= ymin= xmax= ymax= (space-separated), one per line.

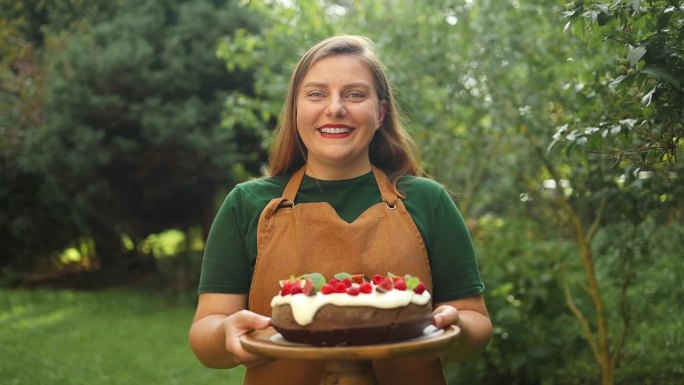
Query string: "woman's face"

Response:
xmin=296 ymin=55 xmax=385 ymax=179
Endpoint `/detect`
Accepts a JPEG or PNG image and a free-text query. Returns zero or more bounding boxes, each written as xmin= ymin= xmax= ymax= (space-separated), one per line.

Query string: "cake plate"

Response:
xmin=240 ymin=325 xmax=460 ymax=385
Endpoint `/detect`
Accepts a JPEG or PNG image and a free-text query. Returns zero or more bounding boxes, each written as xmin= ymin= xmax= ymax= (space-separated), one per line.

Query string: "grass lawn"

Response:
xmin=0 ymin=288 xmax=245 ymax=385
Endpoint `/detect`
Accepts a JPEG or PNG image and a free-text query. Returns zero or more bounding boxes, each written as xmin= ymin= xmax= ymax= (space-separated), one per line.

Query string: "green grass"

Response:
xmin=0 ymin=288 xmax=245 ymax=385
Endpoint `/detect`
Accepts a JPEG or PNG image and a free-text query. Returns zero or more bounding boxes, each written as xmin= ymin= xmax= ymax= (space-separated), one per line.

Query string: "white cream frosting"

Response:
xmin=271 ymin=287 xmax=431 ymax=326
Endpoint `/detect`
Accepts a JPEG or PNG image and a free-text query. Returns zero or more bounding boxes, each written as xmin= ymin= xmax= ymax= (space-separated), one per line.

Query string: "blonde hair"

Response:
xmin=267 ymin=35 xmax=422 ymax=190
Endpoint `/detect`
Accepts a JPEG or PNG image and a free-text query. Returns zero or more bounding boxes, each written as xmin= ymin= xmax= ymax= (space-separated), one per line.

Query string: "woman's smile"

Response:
xmin=318 ymin=124 xmax=354 ymax=138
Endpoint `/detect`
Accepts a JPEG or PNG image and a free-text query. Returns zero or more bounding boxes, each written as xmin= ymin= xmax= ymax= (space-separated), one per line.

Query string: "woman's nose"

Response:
xmin=325 ymin=96 xmax=346 ymax=117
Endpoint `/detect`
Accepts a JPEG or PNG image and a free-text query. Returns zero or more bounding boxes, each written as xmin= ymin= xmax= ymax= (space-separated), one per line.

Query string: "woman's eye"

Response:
xmin=347 ymin=91 xmax=365 ymax=100
xmin=307 ymin=91 xmax=324 ymax=98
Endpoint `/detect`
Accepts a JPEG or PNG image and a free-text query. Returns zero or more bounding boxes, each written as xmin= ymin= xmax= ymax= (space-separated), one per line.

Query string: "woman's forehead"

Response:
xmin=300 ymin=55 xmax=376 ymax=87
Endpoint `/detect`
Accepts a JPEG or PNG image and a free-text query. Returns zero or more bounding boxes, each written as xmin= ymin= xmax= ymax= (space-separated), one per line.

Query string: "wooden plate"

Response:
xmin=240 ymin=325 xmax=460 ymax=361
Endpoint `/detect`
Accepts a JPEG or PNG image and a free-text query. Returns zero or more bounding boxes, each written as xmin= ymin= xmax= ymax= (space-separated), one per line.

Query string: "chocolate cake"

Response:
xmin=270 ymin=273 xmax=433 ymax=346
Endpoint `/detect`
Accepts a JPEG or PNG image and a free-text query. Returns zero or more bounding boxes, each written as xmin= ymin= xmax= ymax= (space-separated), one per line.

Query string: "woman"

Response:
xmin=189 ymin=35 xmax=492 ymax=385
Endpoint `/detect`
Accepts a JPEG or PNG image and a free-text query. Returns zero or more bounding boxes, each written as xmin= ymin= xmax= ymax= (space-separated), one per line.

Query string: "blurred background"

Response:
xmin=1 ymin=0 xmax=682 ymax=384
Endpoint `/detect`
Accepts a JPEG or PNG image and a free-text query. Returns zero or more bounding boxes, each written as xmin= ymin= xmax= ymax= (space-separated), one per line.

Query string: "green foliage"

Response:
xmin=0 ymin=288 xmax=245 ymax=384
xmin=3 ymin=0 xmax=266 ymax=272
xmin=559 ymin=0 xmax=683 ymax=165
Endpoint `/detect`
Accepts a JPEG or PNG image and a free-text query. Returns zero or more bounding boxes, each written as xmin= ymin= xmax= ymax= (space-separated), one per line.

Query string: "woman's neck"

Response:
xmin=303 ymin=161 xmax=372 ymax=181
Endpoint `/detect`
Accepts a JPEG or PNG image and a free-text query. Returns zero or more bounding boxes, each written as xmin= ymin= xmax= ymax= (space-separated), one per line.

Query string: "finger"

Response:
xmin=432 ymin=305 xmax=458 ymax=329
xmin=232 ymin=310 xmax=271 ymax=331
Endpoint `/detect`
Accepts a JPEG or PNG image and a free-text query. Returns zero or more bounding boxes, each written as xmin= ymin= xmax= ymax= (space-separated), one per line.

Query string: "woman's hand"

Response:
xmin=430 ymin=295 xmax=492 ymax=361
xmin=432 ymin=304 xmax=459 ymax=329
xmin=221 ymin=310 xmax=272 ymax=367
xmin=190 ymin=293 xmax=272 ymax=369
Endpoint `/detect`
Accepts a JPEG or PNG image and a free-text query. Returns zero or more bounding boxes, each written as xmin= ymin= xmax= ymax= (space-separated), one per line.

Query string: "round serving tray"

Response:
xmin=240 ymin=325 xmax=460 ymax=361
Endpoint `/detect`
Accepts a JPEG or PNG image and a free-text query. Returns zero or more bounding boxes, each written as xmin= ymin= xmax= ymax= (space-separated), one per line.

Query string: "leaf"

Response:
xmin=608 ymin=75 xmax=627 ymax=91
xmin=641 ymin=86 xmax=656 ymax=106
xmin=334 ymin=272 xmax=352 ymax=280
xmin=627 ymin=45 xmax=647 ymax=67
xmin=406 ymin=276 xmax=421 ymax=290
xmin=641 ymin=67 xmax=681 ymax=88
xmin=301 ymin=272 xmax=326 ymax=290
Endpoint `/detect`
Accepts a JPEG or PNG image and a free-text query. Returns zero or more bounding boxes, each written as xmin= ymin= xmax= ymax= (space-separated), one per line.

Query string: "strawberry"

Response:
xmin=290 ymin=285 xmax=303 ymax=295
xmin=347 ymin=286 xmax=360 ymax=296
xmin=321 ymin=283 xmax=335 ymax=295
xmin=334 ymin=282 xmax=348 ymax=293
xmin=359 ymin=282 xmax=373 ymax=294
xmin=376 ymin=276 xmax=394 ymax=292
xmin=413 ymin=282 xmax=426 ymax=294
xmin=372 ymin=274 xmax=383 ymax=285
xmin=300 ymin=279 xmax=314 ymax=295
xmin=351 ymin=274 xmax=366 ymax=284
xmin=393 ymin=278 xmax=407 ymax=291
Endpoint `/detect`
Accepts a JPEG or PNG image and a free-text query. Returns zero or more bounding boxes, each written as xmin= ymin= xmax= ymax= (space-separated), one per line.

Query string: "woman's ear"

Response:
xmin=377 ymin=101 xmax=387 ymax=129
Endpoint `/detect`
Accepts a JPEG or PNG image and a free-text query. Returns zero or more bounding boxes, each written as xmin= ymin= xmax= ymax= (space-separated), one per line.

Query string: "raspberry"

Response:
xmin=328 ymin=278 xmax=340 ymax=286
xmin=290 ymin=285 xmax=303 ymax=295
xmin=347 ymin=286 xmax=360 ymax=296
xmin=372 ymin=274 xmax=383 ymax=284
xmin=394 ymin=279 xmax=407 ymax=291
xmin=334 ymin=282 xmax=347 ymax=293
xmin=359 ymin=282 xmax=373 ymax=294
xmin=343 ymin=278 xmax=352 ymax=287
xmin=321 ymin=283 xmax=335 ymax=295
xmin=413 ymin=282 xmax=426 ymax=294
xmin=280 ymin=283 xmax=292 ymax=296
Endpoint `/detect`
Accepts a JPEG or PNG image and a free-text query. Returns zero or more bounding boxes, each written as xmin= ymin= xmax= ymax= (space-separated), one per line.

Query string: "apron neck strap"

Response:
xmin=281 ymin=165 xmax=399 ymax=206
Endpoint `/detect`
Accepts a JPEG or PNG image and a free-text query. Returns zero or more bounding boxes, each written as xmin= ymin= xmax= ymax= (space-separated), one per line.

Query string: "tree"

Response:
xmin=541 ymin=2 xmax=684 ymax=384
xmin=13 ymin=0 xmax=265 ymax=276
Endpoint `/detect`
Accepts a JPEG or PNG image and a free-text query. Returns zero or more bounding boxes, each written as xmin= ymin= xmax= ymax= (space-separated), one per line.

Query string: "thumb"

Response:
xmin=231 ymin=310 xmax=271 ymax=330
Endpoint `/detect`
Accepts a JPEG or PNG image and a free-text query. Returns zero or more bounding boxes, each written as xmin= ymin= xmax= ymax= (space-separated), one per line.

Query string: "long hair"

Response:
xmin=267 ymin=35 xmax=422 ymax=190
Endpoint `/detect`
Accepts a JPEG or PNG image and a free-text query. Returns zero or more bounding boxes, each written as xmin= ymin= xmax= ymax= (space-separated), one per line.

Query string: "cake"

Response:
xmin=270 ymin=272 xmax=433 ymax=346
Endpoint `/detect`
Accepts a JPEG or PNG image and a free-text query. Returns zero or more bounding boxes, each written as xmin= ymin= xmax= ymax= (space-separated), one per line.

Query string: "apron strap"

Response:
xmin=371 ymin=165 xmax=399 ymax=207
xmin=282 ymin=166 xmax=306 ymax=202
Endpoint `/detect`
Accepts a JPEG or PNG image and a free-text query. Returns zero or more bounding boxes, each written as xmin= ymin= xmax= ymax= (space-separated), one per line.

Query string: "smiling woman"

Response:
xmin=190 ymin=35 xmax=491 ymax=385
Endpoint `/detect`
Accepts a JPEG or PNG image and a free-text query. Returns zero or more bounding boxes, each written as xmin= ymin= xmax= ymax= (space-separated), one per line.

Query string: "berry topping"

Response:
xmin=376 ymin=276 xmax=394 ymax=292
xmin=328 ymin=278 xmax=340 ymax=286
xmin=334 ymin=282 xmax=348 ymax=293
xmin=321 ymin=283 xmax=335 ymax=295
xmin=280 ymin=282 xmax=294 ymax=296
xmin=351 ymin=274 xmax=366 ymax=284
xmin=290 ymin=285 xmax=303 ymax=295
xmin=300 ymin=279 xmax=314 ymax=295
xmin=372 ymin=274 xmax=383 ymax=285
xmin=347 ymin=286 xmax=360 ymax=296
xmin=413 ymin=282 xmax=427 ymax=294
xmin=343 ymin=277 xmax=352 ymax=287
xmin=359 ymin=282 xmax=373 ymax=294
xmin=393 ymin=278 xmax=407 ymax=291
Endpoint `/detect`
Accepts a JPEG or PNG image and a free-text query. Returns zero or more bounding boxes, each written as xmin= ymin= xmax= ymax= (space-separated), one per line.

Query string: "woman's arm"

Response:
xmin=432 ymin=294 xmax=492 ymax=361
xmin=189 ymin=293 xmax=272 ymax=368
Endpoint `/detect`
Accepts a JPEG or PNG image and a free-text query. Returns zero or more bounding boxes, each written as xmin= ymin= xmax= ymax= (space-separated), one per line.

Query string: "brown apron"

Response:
xmin=245 ymin=165 xmax=446 ymax=385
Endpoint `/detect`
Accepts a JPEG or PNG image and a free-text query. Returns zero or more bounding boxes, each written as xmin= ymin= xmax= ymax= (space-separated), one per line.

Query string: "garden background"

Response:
xmin=1 ymin=1 xmax=682 ymax=384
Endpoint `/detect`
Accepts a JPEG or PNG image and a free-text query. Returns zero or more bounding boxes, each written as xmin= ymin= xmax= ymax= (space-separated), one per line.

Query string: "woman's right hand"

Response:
xmin=190 ymin=293 xmax=271 ymax=369
xmin=221 ymin=309 xmax=272 ymax=367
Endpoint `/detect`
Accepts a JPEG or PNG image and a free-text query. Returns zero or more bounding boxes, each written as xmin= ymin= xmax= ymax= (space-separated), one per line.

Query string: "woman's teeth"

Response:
xmin=320 ymin=127 xmax=351 ymax=134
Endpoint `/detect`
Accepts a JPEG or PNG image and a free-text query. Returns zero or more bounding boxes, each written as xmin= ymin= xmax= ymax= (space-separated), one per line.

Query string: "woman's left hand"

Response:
xmin=432 ymin=304 xmax=459 ymax=329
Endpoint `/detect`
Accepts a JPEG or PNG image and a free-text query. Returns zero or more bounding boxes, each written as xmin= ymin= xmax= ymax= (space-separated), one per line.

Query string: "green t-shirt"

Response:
xmin=198 ymin=171 xmax=484 ymax=303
